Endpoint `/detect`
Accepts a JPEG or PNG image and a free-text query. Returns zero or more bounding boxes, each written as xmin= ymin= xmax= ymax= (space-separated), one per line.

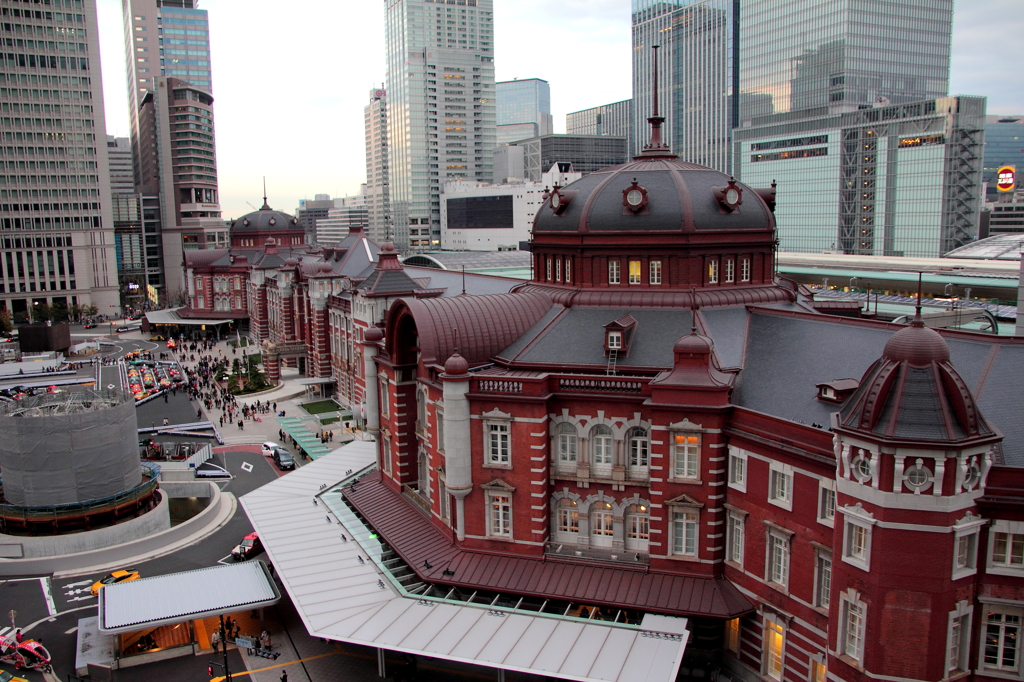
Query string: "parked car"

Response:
xmin=273 ymin=447 xmax=296 ymax=471
xmin=261 ymin=442 xmax=281 ymax=457
xmin=82 ymin=323 xmax=96 ymax=329
xmin=231 ymin=532 xmax=263 ymax=561
xmin=90 ymin=568 xmax=141 ymax=596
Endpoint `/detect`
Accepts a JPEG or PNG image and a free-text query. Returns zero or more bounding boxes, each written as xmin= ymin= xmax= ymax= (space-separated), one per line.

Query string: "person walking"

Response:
xmin=280 ymin=672 xmax=288 ymax=682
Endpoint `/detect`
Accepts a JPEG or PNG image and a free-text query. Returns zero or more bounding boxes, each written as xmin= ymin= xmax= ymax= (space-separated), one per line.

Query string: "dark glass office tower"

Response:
xmin=738 ymin=0 xmax=953 ymax=124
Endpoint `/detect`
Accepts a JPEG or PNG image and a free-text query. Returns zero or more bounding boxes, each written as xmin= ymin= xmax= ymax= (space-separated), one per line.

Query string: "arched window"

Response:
xmin=555 ymin=498 xmax=579 ymax=542
xmin=625 ymin=504 xmax=650 ymax=552
xmin=417 ymin=448 xmax=430 ymax=501
xmin=416 ymin=387 xmax=428 ymax=429
xmin=556 ymin=423 xmax=578 ymax=467
xmin=591 ymin=425 xmax=613 ymax=476
xmin=627 ymin=427 xmax=649 ymax=477
xmin=591 ymin=501 xmax=614 ymax=548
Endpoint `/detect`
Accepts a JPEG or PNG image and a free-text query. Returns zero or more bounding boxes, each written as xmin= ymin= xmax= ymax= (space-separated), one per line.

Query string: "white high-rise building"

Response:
xmin=364 ymin=88 xmax=390 ymax=245
xmin=0 ymin=0 xmax=121 ymax=321
xmin=106 ymin=136 xmax=135 ymax=195
xmin=384 ymin=0 xmax=496 ymax=252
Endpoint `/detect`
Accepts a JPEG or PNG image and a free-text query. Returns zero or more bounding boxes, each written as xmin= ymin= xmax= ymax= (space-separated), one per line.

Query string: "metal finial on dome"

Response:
xmin=913 ymin=272 xmax=924 ymax=327
xmin=261 ymin=176 xmax=270 ymax=210
xmin=637 ymin=45 xmax=676 ymax=159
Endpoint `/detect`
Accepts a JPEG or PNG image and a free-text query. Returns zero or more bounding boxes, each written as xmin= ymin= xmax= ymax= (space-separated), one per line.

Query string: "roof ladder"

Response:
xmin=606 ymin=348 xmax=618 ymax=376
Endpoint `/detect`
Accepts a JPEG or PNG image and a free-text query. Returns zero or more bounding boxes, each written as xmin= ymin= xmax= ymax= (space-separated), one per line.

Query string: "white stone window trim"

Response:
xmin=817 ymin=479 xmax=836 ymax=528
xmin=670 ymin=431 xmax=702 ymax=483
xmin=837 ymin=588 xmax=867 ymax=666
xmin=482 ymin=408 xmax=513 ymax=470
xmin=946 ymin=600 xmax=973 ymax=675
xmin=840 ymin=503 xmax=876 ymax=572
xmin=762 ymin=611 xmax=787 ymax=681
xmin=952 ymin=512 xmax=985 ymax=580
xmin=668 ymin=496 xmax=703 ymax=561
xmin=724 ymin=503 xmax=747 ymax=568
xmin=987 ymin=519 xmax=1024 ymax=578
xmin=483 ymin=482 xmax=515 ymax=540
xmin=727 ymin=445 xmax=747 ymax=493
xmin=767 ymin=461 xmax=794 ymax=511
xmin=978 ymin=600 xmax=1024 ymax=675
xmin=764 ymin=521 xmax=794 ymax=591
xmin=811 ymin=542 xmax=833 ymax=612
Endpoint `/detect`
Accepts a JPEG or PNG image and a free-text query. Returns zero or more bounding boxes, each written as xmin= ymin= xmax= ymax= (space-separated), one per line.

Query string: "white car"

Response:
xmin=261 ymin=442 xmax=281 ymax=457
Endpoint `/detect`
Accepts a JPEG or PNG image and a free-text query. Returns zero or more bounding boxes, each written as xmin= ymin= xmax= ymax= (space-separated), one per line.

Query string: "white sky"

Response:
xmin=94 ymin=0 xmax=1024 ymax=221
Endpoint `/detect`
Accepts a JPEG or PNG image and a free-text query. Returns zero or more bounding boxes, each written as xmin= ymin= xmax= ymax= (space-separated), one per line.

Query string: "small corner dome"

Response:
xmin=283 ymin=257 xmax=299 ymax=267
xmin=883 ymin=324 xmax=950 ymax=367
xmin=317 ymin=261 xmax=334 ymax=274
xmin=674 ymin=332 xmax=713 ymax=354
xmin=444 ymin=352 xmax=469 ymax=376
xmin=364 ymin=327 xmax=384 ymax=342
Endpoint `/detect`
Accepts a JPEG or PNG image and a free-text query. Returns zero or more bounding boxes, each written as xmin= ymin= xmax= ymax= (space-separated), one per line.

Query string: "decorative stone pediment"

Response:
xmin=482 ymin=408 xmax=512 ymax=420
xmin=668 ymin=418 xmax=703 ymax=432
xmin=665 ymin=493 xmax=703 ymax=508
xmin=481 ymin=478 xmax=516 ymax=492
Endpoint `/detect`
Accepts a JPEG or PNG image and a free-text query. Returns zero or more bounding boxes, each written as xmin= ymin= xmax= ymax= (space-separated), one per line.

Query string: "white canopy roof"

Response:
xmin=98 ymin=560 xmax=280 ymax=633
xmin=240 ymin=441 xmax=689 ymax=682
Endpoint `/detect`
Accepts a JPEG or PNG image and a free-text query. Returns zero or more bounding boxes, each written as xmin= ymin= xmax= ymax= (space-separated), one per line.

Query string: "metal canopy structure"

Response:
xmin=98 ymin=561 xmax=280 ymax=633
xmin=240 ymin=443 xmax=690 ymax=682
xmin=277 ymin=416 xmax=332 ymax=459
xmin=295 ymin=377 xmax=337 ymax=385
xmin=144 ymin=308 xmax=235 ymax=327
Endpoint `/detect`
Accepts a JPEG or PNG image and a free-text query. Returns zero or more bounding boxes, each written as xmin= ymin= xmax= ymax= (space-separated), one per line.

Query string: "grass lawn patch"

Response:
xmin=301 ymin=399 xmax=339 ymax=415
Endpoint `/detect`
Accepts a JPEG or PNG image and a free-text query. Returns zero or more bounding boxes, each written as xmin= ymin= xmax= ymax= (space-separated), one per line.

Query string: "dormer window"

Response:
xmin=816 ymin=379 xmax=860 ymax=404
xmin=604 ymin=314 xmax=637 ymax=356
xmin=629 ymin=260 xmax=642 ymax=285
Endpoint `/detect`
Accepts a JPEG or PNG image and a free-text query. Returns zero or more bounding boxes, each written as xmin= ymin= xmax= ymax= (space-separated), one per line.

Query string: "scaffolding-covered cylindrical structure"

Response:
xmin=0 ymin=390 xmax=142 ymax=506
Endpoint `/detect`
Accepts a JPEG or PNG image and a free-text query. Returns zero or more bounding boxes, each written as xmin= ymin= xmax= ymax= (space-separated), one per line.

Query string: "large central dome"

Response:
xmin=532 ymin=157 xmax=774 ymax=233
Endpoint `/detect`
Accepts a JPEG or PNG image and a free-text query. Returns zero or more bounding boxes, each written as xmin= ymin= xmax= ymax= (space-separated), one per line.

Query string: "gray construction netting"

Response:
xmin=0 ymin=398 xmax=142 ymax=507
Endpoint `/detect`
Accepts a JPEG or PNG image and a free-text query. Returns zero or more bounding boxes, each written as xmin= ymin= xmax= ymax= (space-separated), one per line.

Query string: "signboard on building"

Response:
xmin=146 ymin=284 xmax=159 ymax=305
xmin=997 ymin=165 xmax=1016 ymax=192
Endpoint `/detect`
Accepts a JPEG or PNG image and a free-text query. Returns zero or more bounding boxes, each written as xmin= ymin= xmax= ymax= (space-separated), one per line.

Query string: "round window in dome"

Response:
xmin=242 ymin=219 xmax=250 ymax=227
xmin=904 ymin=459 xmax=933 ymax=492
xmin=269 ymin=217 xmax=277 ymax=226
xmin=963 ymin=457 xmax=982 ymax=490
xmin=622 ymin=180 xmax=648 ymax=213
xmin=851 ymin=453 xmax=872 ymax=483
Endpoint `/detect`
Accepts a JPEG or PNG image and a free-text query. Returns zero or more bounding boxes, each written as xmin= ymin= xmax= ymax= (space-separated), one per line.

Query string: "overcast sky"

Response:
xmin=95 ymin=0 xmax=1024 ymax=221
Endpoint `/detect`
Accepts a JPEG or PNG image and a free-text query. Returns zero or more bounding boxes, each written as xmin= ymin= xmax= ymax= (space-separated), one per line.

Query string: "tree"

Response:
xmin=84 ymin=305 xmax=98 ymax=320
xmin=0 ymin=308 xmax=11 ymax=333
xmin=68 ymin=304 xmax=83 ymax=323
xmin=51 ymin=302 xmax=68 ymax=321
xmin=33 ymin=303 xmax=53 ymax=322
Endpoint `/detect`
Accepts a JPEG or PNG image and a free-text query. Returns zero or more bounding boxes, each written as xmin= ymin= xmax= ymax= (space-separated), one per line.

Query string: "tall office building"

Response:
xmin=364 ymin=88 xmax=390 ymax=244
xmin=122 ymin=0 xmax=218 ymax=299
xmin=632 ymin=0 xmax=737 ymax=172
xmin=123 ymin=0 xmax=213 ymax=188
xmin=0 ymin=0 xmax=121 ymax=321
xmin=495 ymin=78 xmax=552 ymax=145
xmin=566 ymin=99 xmax=633 ymax=140
xmin=507 ymin=135 xmax=629 ymax=181
xmin=738 ymin=0 xmax=952 ymax=124
xmin=736 ymin=96 xmax=986 ymax=257
xmin=983 ymin=116 xmax=1024 ymax=201
xmin=106 ymin=136 xmax=135 ymax=194
xmin=384 ymin=0 xmax=496 ymax=251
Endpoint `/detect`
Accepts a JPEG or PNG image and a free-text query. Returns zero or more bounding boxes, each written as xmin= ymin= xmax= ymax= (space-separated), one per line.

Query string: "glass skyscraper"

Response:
xmin=982 ymin=116 xmax=1024 ymax=200
xmin=495 ymin=78 xmax=552 ymax=145
xmin=632 ymin=0 xmax=737 ymax=172
xmin=384 ymin=0 xmax=496 ymax=251
xmin=738 ymin=0 xmax=953 ymax=124
xmin=566 ymin=99 xmax=633 ymax=140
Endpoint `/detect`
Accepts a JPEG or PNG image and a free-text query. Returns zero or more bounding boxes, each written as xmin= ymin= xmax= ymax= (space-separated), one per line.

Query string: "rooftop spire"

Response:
xmin=913 ymin=272 xmax=924 ymax=327
xmin=636 ymin=44 xmax=676 ymax=160
xmin=261 ymin=176 xmax=270 ymax=210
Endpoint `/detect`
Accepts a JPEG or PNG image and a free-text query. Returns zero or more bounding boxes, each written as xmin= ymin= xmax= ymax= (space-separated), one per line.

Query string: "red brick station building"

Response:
xmin=234 ymin=117 xmax=1024 ymax=680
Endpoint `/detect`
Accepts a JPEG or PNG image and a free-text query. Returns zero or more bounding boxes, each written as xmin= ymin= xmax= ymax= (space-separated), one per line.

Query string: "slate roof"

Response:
xmin=497 ymin=308 xmax=696 ymax=370
xmin=344 ymin=471 xmax=753 ymax=620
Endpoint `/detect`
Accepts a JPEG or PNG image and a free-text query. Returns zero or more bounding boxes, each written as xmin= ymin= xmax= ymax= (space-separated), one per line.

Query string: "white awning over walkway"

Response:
xmin=145 ymin=308 xmax=235 ymax=326
xmin=98 ymin=561 xmax=280 ymax=633
xmin=240 ymin=442 xmax=689 ymax=682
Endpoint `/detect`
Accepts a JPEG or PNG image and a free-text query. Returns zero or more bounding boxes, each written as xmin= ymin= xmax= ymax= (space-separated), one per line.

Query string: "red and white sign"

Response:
xmin=997 ymin=165 xmax=1016 ymax=192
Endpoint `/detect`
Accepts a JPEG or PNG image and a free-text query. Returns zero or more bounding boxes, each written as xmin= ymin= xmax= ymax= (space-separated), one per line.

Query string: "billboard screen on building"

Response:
xmin=997 ymin=166 xmax=1016 ymax=192
xmin=446 ymin=196 xmax=514 ymax=230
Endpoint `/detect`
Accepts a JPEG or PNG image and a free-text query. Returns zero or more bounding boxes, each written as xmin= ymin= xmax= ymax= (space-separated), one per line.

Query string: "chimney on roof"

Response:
xmin=264 ymin=236 xmax=278 ymax=256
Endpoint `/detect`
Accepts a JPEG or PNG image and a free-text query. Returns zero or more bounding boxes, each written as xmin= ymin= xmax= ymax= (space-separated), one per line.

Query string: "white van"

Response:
xmin=261 ymin=441 xmax=281 ymax=457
